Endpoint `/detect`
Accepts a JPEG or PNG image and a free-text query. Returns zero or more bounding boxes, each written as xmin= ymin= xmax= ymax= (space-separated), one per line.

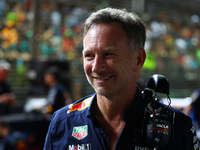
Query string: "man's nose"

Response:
xmin=92 ymin=56 xmax=106 ymax=73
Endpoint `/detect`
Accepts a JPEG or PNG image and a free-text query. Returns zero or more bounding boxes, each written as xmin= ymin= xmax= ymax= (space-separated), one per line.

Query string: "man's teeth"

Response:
xmin=98 ymin=76 xmax=109 ymax=80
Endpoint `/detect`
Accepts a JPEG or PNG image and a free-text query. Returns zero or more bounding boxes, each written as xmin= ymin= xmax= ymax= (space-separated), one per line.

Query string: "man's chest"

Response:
xmin=52 ymin=119 xmax=152 ymax=150
xmin=52 ymin=118 xmax=186 ymax=150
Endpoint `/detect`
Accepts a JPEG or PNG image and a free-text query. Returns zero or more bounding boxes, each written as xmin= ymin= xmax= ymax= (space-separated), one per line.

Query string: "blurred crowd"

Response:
xmin=0 ymin=0 xmax=88 ymax=62
xmin=0 ymin=0 xmax=199 ymax=74
xmin=142 ymin=12 xmax=200 ymax=82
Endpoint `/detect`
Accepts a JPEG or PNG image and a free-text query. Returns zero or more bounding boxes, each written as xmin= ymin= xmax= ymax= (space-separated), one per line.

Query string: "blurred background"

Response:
xmin=0 ymin=0 xmax=200 ymax=149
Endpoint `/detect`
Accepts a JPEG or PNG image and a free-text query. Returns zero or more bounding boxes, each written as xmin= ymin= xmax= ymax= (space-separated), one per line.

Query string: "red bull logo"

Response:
xmin=67 ymin=96 xmax=93 ymax=114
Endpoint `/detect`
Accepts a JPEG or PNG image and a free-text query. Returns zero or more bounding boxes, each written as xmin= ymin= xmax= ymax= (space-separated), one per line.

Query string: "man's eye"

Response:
xmin=85 ymin=54 xmax=94 ymax=58
xmin=105 ymin=53 xmax=114 ymax=57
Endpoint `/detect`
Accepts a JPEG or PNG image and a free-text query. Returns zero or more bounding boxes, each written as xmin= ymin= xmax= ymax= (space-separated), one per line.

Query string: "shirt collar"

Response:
xmin=86 ymin=86 xmax=147 ymax=123
xmin=123 ymin=86 xmax=148 ymax=123
xmin=86 ymin=94 xmax=96 ymax=119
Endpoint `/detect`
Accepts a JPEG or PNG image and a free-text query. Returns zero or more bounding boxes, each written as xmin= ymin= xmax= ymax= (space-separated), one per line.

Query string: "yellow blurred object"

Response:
xmin=21 ymin=52 xmax=31 ymax=61
xmin=42 ymin=30 xmax=54 ymax=41
xmin=5 ymin=20 xmax=15 ymax=28
xmin=182 ymin=27 xmax=192 ymax=39
xmin=66 ymin=51 xmax=75 ymax=60
xmin=1 ymin=27 xmax=18 ymax=49
xmin=1 ymin=41 xmax=10 ymax=49
xmin=165 ymin=34 xmax=174 ymax=47
xmin=45 ymin=105 xmax=53 ymax=113
xmin=10 ymin=51 xmax=20 ymax=59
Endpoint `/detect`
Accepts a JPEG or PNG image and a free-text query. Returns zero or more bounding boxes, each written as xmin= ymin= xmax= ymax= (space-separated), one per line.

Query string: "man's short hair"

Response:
xmin=83 ymin=7 xmax=146 ymax=52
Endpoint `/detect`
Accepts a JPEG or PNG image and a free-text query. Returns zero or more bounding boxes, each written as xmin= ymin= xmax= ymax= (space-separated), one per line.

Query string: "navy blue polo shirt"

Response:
xmin=43 ymin=88 xmax=198 ymax=150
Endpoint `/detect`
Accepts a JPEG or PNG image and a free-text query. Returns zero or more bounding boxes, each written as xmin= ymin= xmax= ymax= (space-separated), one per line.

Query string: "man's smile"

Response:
xmin=93 ymin=75 xmax=113 ymax=83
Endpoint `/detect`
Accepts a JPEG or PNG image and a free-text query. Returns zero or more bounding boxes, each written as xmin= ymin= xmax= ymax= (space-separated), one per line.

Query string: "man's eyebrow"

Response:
xmin=82 ymin=47 xmax=115 ymax=54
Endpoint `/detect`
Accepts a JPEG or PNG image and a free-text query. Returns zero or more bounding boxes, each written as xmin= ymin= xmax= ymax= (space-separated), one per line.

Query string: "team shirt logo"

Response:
xmin=69 ymin=144 xmax=91 ymax=150
xmin=67 ymin=96 xmax=93 ymax=114
xmin=72 ymin=125 xmax=88 ymax=140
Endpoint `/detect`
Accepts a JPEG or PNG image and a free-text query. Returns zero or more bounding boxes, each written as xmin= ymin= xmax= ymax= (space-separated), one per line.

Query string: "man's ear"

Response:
xmin=134 ymin=48 xmax=146 ymax=72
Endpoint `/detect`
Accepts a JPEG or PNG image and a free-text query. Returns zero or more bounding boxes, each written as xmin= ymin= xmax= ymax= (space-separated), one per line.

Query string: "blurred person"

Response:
xmin=0 ymin=120 xmax=27 ymax=150
xmin=0 ymin=60 xmax=15 ymax=115
xmin=0 ymin=121 xmax=10 ymax=143
xmin=44 ymin=8 xmax=198 ymax=150
xmin=36 ymin=66 xmax=71 ymax=114
xmin=183 ymin=88 xmax=200 ymax=142
xmin=0 ymin=121 xmax=11 ymax=149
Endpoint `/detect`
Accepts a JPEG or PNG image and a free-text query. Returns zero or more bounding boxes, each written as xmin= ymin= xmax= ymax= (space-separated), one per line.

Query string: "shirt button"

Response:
xmin=102 ymin=132 xmax=106 ymax=137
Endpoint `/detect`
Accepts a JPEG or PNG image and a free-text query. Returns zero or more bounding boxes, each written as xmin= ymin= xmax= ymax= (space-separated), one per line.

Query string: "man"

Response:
xmin=43 ymin=8 xmax=198 ymax=150
xmin=0 ymin=60 xmax=15 ymax=115
xmin=35 ymin=66 xmax=71 ymax=114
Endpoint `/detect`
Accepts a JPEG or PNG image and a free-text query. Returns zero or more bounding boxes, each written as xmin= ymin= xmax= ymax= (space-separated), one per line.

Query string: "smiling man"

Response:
xmin=44 ymin=8 xmax=198 ymax=150
xmin=83 ymin=22 xmax=141 ymax=99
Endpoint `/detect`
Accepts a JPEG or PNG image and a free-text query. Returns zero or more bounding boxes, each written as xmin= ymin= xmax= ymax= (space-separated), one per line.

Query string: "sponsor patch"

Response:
xmin=67 ymin=96 xmax=93 ymax=114
xmin=69 ymin=144 xmax=91 ymax=150
xmin=135 ymin=146 xmax=150 ymax=150
xmin=72 ymin=125 xmax=88 ymax=140
xmin=150 ymin=124 xmax=169 ymax=135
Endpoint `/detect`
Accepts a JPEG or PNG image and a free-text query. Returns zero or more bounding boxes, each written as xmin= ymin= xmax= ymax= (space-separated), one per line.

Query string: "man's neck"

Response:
xmin=95 ymin=87 xmax=137 ymax=150
xmin=96 ymin=87 xmax=137 ymax=121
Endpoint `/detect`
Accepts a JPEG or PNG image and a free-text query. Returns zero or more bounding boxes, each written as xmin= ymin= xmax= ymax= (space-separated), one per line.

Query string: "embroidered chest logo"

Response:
xmin=67 ymin=96 xmax=93 ymax=114
xmin=72 ymin=125 xmax=88 ymax=140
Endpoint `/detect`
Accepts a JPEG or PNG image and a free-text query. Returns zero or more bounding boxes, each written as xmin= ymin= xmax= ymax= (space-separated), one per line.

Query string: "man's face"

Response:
xmin=83 ymin=22 xmax=138 ymax=98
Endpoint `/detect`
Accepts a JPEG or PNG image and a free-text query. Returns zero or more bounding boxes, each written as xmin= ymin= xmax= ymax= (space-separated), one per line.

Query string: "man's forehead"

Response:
xmin=104 ymin=47 xmax=115 ymax=51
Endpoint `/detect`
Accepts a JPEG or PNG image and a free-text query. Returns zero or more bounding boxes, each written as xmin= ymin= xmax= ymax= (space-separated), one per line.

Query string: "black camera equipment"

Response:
xmin=141 ymin=74 xmax=175 ymax=150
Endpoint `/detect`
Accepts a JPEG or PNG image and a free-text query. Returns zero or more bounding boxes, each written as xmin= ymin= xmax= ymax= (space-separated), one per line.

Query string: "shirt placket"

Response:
xmin=93 ymin=122 xmax=110 ymax=150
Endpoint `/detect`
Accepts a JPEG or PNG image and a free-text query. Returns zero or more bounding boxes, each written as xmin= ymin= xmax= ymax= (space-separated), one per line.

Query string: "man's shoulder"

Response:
xmin=164 ymin=103 xmax=193 ymax=131
xmin=155 ymin=100 xmax=191 ymax=123
xmin=172 ymin=106 xmax=192 ymax=122
xmin=50 ymin=94 xmax=95 ymax=124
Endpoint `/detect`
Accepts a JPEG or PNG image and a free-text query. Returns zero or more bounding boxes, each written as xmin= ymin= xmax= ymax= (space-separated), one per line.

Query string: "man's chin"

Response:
xmin=96 ymin=90 xmax=113 ymax=98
